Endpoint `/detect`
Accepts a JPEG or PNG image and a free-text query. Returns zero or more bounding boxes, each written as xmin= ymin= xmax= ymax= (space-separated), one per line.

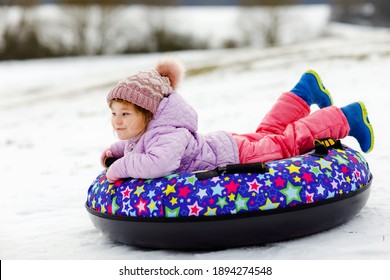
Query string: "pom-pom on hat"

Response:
xmin=107 ymin=58 xmax=184 ymax=113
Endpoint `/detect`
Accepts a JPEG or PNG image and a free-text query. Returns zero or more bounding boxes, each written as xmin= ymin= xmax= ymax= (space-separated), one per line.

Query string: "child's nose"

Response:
xmin=114 ymin=116 xmax=122 ymax=124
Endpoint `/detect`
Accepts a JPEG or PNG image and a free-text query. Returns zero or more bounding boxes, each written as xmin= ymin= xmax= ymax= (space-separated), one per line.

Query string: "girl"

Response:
xmin=101 ymin=59 xmax=374 ymax=183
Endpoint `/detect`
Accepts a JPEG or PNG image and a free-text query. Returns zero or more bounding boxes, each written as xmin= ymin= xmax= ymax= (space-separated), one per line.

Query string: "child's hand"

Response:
xmin=106 ymin=167 xmax=119 ymax=183
xmin=100 ymin=148 xmax=113 ymax=167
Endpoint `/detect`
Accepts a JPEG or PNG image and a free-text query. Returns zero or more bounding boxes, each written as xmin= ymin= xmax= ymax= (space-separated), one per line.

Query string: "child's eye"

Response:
xmin=111 ymin=112 xmax=116 ymax=116
xmin=122 ymin=112 xmax=130 ymax=117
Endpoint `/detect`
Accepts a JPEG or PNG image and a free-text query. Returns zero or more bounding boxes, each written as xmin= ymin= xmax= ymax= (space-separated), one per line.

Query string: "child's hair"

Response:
xmin=109 ymin=98 xmax=153 ymax=126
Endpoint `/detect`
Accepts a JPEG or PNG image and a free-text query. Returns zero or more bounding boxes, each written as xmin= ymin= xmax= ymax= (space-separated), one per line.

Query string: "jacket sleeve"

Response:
xmin=109 ymin=140 xmax=127 ymax=158
xmin=108 ymin=128 xmax=190 ymax=179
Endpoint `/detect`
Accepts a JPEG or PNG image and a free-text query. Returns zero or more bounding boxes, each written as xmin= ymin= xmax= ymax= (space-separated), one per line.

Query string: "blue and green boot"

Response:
xmin=291 ymin=69 xmax=334 ymax=108
xmin=341 ymin=102 xmax=374 ymax=153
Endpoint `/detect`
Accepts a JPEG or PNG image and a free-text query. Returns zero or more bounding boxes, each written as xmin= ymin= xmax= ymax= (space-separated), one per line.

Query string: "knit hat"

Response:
xmin=107 ymin=58 xmax=184 ymax=113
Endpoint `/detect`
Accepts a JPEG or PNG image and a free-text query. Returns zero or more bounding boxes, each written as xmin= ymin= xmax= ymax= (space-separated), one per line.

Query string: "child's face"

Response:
xmin=110 ymin=101 xmax=147 ymax=140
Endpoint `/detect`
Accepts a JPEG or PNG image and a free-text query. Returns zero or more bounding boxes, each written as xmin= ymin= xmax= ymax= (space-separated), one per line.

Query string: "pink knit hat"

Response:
xmin=107 ymin=58 xmax=184 ymax=113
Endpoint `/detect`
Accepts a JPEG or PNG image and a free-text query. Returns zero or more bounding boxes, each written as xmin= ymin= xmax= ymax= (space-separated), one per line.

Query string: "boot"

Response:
xmin=291 ymin=69 xmax=333 ymax=108
xmin=341 ymin=102 xmax=374 ymax=153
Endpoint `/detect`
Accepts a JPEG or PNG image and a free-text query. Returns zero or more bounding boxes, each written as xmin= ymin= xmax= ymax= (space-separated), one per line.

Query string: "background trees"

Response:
xmin=1 ymin=0 xmax=389 ymax=60
xmin=331 ymin=0 xmax=390 ymax=26
xmin=238 ymin=0 xmax=299 ymax=47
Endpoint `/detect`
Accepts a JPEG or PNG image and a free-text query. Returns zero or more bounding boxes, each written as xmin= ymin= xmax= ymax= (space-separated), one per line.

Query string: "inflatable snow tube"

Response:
xmin=86 ymin=140 xmax=372 ymax=250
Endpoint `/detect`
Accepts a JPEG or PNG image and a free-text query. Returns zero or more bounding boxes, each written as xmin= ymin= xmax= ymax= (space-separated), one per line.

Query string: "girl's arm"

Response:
xmin=107 ymin=128 xmax=190 ymax=180
xmin=109 ymin=140 xmax=127 ymax=158
xmin=101 ymin=141 xmax=126 ymax=167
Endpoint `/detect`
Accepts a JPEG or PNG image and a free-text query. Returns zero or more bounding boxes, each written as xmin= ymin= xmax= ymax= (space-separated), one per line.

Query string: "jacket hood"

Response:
xmin=147 ymin=93 xmax=198 ymax=133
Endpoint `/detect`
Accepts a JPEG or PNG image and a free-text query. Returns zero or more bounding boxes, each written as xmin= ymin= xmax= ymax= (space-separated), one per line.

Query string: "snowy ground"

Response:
xmin=1 ymin=23 xmax=390 ymax=260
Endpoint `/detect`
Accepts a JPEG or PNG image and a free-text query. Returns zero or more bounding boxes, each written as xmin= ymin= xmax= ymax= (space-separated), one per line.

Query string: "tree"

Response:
xmin=60 ymin=0 xmax=127 ymax=55
xmin=239 ymin=0 xmax=297 ymax=5
xmin=136 ymin=5 xmax=207 ymax=53
xmin=372 ymin=0 xmax=390 ymax=26
xmin=0 ymin=0 xmax=57 ymax=60
xmin=238 ymin=0 xmax=299 ymax=47
xmin=330 ymin=0 xmax=364 ymax=23
xmin=331 ymin=0 xmax=390 ymax=26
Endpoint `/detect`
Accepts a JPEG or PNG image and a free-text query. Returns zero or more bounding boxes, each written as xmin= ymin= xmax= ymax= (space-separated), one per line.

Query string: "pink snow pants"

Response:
xmin=232 ymin=92 xmax=350 ymax=163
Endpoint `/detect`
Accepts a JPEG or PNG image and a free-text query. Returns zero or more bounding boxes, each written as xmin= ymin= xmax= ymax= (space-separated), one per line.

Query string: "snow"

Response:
xmin=1 ymin=20 xmax=390 ymax=261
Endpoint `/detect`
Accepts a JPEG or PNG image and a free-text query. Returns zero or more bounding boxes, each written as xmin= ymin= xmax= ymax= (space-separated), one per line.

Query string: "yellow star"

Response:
xmin=163 ymin=184 xmax=176 ymax=196
xmin=293 ymin=175 xmax=301 ymax=183
xmin=134 ymin=185 xmax=145 ymax=196
xmin=205 ymin=207 xmax=217 ymax=216
xmin=228 ymin=193 xmax=235 ymax=201
xmin=148 ymin=200 xmax=157 ymax=212
xmin=315 ymin=158 xmax=332 ymax=170
xmin=268 ymin=168 xmax=276 ymax=175
xmin=259 ymin=198 xmax=280 ymax=211
xmin=170 ymin=197 xmax=178 ymax=206
xmin=92 ymin=198 xmax=96 ymax=209
xmin=346 ymin=176 xmax=351 ymax=183
xmin=106 ymin=184 xmax=113 ymax=194
xmin=101 ymin=205 xmax=106 ymax=213
xmin=286 ymin=164 xmax=301 ymax=174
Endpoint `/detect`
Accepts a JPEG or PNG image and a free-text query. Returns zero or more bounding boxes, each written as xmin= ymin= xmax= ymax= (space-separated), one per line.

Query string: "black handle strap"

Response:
xmin=104 ymin=157 xmax=268 ymax=180
xmin=311 ymin=138 xmax=343 ymax=157
xmin=104 ymin=157 xmax=118 ymax=168
xmin=195 ymin=162 xmax=268 ymax=180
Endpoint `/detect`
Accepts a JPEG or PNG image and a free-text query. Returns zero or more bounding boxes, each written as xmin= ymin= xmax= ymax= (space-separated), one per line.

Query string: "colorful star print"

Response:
xmin=286 ymin=164 xmax=301 ymax=174
xmin=225 ymin=180 xmax=240 ymax=194
xmin=163 ymin=184 xmax=176 ymax=196
xmin=135 ymin=197 xmax=149 ymax=215
xmin=86 ymin=145 xmax=371 ymax=219
xmin=280 ymin=181 xmax=302 ymax=204
xmin=315 ymin=158 xmax=333 ymax=170
xmin=247 ymin=179 xmax=263 ymax=193
xmin=235 ymin=193 xmax=249 ymax=212
xmin=188 ymin=201 xmax=203 ymax=216
xmin=205 ymin=206 xmax=217 ymax=216
xmin=260 ymin=198 xmax=280 ymax=210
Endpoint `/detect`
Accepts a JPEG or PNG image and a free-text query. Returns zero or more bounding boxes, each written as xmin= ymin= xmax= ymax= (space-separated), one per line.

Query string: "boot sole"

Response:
xmin=306 ymin=69 xmax=334 ymax=106
xmin=358 ymin=101 xmax=375 ymax=153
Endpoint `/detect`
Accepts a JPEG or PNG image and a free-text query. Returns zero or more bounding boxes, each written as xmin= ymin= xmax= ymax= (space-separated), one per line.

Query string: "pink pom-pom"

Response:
xmin=155 ymin=58 xmax=185 ymax=90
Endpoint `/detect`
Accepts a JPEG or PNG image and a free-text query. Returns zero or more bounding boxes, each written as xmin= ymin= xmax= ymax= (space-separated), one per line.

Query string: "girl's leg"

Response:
xmin=256 ymin=69 xmax=332 ymax=135
xmin=234 ymin=106 xmax=350 ymax=163
xmin=256 ymin=92 xmax=310 ymax=135
xmin=234 ymin=92 xmax=308 ymax=143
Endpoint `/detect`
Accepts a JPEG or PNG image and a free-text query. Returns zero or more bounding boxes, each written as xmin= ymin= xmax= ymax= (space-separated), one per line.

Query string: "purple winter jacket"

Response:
xmin=107 ymin=93 xmax=240 ymax=179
